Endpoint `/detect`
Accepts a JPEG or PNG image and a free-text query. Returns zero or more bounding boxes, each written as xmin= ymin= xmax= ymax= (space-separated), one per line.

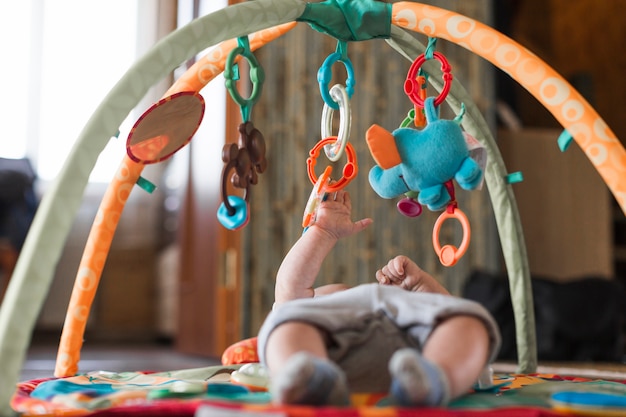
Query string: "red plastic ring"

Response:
xmin=307 ymin=137 xmax=358 ymax=192
xmin=404 ymin=51 xmax=453 ymax=108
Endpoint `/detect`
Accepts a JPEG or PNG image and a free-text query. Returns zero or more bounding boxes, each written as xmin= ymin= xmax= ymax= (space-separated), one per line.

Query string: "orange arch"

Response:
xmin=54 ymin=23 xmax=297 ymax=377
xmin=392 ymin=2 xmax=626 ymax=214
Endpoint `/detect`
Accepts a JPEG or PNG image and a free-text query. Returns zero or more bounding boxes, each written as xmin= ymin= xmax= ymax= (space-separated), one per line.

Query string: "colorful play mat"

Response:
xmin=12 ymin=365 xmax=626 ymax=416
xmin=2 ymin=0 xmax=626 ymax=416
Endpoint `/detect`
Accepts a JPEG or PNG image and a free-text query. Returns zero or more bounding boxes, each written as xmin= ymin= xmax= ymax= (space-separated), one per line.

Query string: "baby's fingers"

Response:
xmin=353 ymin=217 xmax=373 ymax=234
xmin=375 ymin=269 xmax=390 ymax=285
xmin=385 ymin=257 xmax=405 ymax=278
xmin=380 ymin=265 xmax=404 ymax=284
xmin=376 ymin=269 xmax=398 ymax=284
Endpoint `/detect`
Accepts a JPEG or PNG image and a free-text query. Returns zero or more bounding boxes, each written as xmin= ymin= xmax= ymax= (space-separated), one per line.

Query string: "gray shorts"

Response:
xmin=258 ymin=283 xmax=501 ymax=393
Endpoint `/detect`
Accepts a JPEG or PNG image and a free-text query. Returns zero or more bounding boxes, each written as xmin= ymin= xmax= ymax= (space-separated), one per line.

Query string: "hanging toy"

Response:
xmin=217 ymin=122 xmax=267 ymax=230
xmin=366 ymin=48 xmax=484 ymax=266
xmin=303 ymin=42 xmax=358 ymax=230
xmin=432 ymin=181 xmax=471 ymax=267
xmin=303 ymin=136 xmax=358 ymax=228
xmin=366 ymin=96 xmax=483 ymax=210
xmin=366 ymin=99 xmax=478 ymax=266
xmin=217 ymin=36 xmax=266 ymax=230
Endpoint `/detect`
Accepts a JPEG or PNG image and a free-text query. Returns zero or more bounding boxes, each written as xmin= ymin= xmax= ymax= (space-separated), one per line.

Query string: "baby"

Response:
xmin=257 ymin=189 xmax=500 ymax=406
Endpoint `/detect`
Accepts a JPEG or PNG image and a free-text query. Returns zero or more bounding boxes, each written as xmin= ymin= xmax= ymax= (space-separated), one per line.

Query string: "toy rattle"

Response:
xmin=303 ymin=137 xmax=358 ymax=228
xmin=432 ymin=181 xmax=471 ymax=267
xmin=366 ymin=46 xmax=484 ymax=266
xmin=217 ymin=121 xmax=267 ymax=230
xmin=217 ymin=36 xmax=267 ymax=230
xmin=302 ymin=44 xmax=358 ymax=229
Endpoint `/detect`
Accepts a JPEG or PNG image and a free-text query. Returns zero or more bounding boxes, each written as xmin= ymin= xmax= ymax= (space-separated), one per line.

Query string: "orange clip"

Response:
xmin=413 ymin=76 xmax=427 ymax=128
xmin=306 ymin=137 xmax=358 ymax=192
xmin=432 ymin=206 xmax=471 ymax=267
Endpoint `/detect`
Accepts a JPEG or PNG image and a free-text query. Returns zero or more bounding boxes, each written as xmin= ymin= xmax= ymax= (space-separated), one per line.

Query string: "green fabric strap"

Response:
xmin=297 ymin=0 xmax=391 ymax=41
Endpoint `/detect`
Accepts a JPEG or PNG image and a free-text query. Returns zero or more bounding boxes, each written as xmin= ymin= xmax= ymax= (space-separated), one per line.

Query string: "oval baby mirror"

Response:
xmin=126 ymin=91 xmax=205 ymax=164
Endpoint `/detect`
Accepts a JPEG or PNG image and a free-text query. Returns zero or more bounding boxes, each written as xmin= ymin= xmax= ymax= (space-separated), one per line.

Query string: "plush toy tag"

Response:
xmin=463 ymin=132 xmax=487 ymax=190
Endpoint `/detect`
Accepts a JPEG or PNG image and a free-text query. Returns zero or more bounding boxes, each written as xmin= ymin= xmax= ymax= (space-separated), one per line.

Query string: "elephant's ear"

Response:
xmin=366 ymin=124 xmax=402 ymax=169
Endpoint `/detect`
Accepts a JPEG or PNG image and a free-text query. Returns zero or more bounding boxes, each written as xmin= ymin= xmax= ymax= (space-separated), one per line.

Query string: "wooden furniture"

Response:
xmin=499 ymin=128 xmax=613 ymax=280
xmin=0 ymin=241 xmax=17 ymax=303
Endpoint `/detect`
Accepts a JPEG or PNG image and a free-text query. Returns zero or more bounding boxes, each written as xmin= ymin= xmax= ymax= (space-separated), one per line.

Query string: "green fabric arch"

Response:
xmin=0 ymin=1 xmax=306 ymax=415
xmin=386 ymin=27 xmax=536 ymax=374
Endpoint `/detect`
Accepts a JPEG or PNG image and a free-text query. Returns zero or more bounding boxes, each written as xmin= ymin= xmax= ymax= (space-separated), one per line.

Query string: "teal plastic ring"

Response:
xmin=317 ymin=52 xmax=355 ymax=110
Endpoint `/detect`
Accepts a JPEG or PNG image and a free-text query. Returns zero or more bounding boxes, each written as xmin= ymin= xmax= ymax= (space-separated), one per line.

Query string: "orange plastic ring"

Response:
xmin=432 ymin=206 xmax=471 ymax=267
xmin=306 ymin=137 xmax=358 ymax=192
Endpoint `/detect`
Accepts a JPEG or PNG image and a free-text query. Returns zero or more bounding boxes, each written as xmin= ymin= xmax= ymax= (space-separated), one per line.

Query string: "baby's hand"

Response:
xmin=375 ymin=255 xmax=449 ymax=295
xmin=376 ymin=255 xmax=416 ymax=289
xmin=311 ymin=190 xmax=372 ymax=240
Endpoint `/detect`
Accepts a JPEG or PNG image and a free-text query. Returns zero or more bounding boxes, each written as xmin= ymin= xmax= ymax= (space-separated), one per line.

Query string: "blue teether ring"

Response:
xmin=217 ymin=196 xmax=249 ymax=230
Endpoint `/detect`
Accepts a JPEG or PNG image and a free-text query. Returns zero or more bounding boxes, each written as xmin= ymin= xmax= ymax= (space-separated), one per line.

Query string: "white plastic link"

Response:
xmin=321 ymin=84 xmax=352 ymax=162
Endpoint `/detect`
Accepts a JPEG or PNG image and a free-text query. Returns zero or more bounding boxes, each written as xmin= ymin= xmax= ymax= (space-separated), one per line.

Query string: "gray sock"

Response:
xmin=388 ymin=348 xmax=450 ymax=407
xmin=270 ymin=352 xmax=350 ymax=406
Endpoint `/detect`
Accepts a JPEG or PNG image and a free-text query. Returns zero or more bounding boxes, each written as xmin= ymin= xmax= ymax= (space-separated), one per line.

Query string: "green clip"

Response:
xmin=230 ymin=63 xmax=240 ymax=82
xmin=136 ymin=176 xmax=157 ymax=194
xmin=505 ymin=172 xmax=524 ymax=184
xmin=400 ymin=108 xmax=416 ymax=128
xmin=557 ymin=129 xmax=573 ymax=152
xmin=224 ymin=36 xmax=264 ymax=122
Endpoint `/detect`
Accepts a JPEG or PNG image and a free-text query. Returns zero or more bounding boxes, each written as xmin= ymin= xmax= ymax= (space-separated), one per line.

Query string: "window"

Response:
xmin=1 ymin=0 xmax=138 ymax=182
xmin=1 ymin=1 xmax=34 ymax=160
xmin=2 ymin=0 xmax=231 ymax=184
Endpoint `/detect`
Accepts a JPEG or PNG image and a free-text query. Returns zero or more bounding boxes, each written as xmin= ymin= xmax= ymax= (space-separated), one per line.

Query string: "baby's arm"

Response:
xmin=376 ymin=255 xmax=449 ymax=295
xmin=275 ymin=190 xmax=372 ymax=305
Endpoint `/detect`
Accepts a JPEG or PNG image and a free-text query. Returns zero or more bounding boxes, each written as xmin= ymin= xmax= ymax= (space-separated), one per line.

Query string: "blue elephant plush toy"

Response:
xmin=367 ymin=97 xmax=483 ymax=211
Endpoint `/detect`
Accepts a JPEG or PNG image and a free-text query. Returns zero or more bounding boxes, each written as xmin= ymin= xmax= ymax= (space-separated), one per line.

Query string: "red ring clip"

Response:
xmin=404 ymin=51 xmax=453 ymax=108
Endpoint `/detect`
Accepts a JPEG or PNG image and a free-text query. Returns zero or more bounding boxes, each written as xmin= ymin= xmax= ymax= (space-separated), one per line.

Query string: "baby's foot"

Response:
xmin=270 ymin=352 xmax=350 ymax=406
xmin=388 ymin=348 xmax=449 ymax=407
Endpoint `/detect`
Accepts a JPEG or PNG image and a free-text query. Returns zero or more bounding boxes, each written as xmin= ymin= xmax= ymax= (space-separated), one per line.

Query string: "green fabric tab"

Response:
xmin=506 ymin=171 xmax=524 ymax=184
xmin=136 ymin=176 xmax=157 ymax=194
xmin=557 ymin=129 xmax=573 ymax=152
xmin=297 ymin=0 xmax=392 ymax=41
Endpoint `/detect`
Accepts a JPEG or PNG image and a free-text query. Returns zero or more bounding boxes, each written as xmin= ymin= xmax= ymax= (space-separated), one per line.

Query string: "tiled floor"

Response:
xmin=21 ymin=342 xmax=220 ymax=382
